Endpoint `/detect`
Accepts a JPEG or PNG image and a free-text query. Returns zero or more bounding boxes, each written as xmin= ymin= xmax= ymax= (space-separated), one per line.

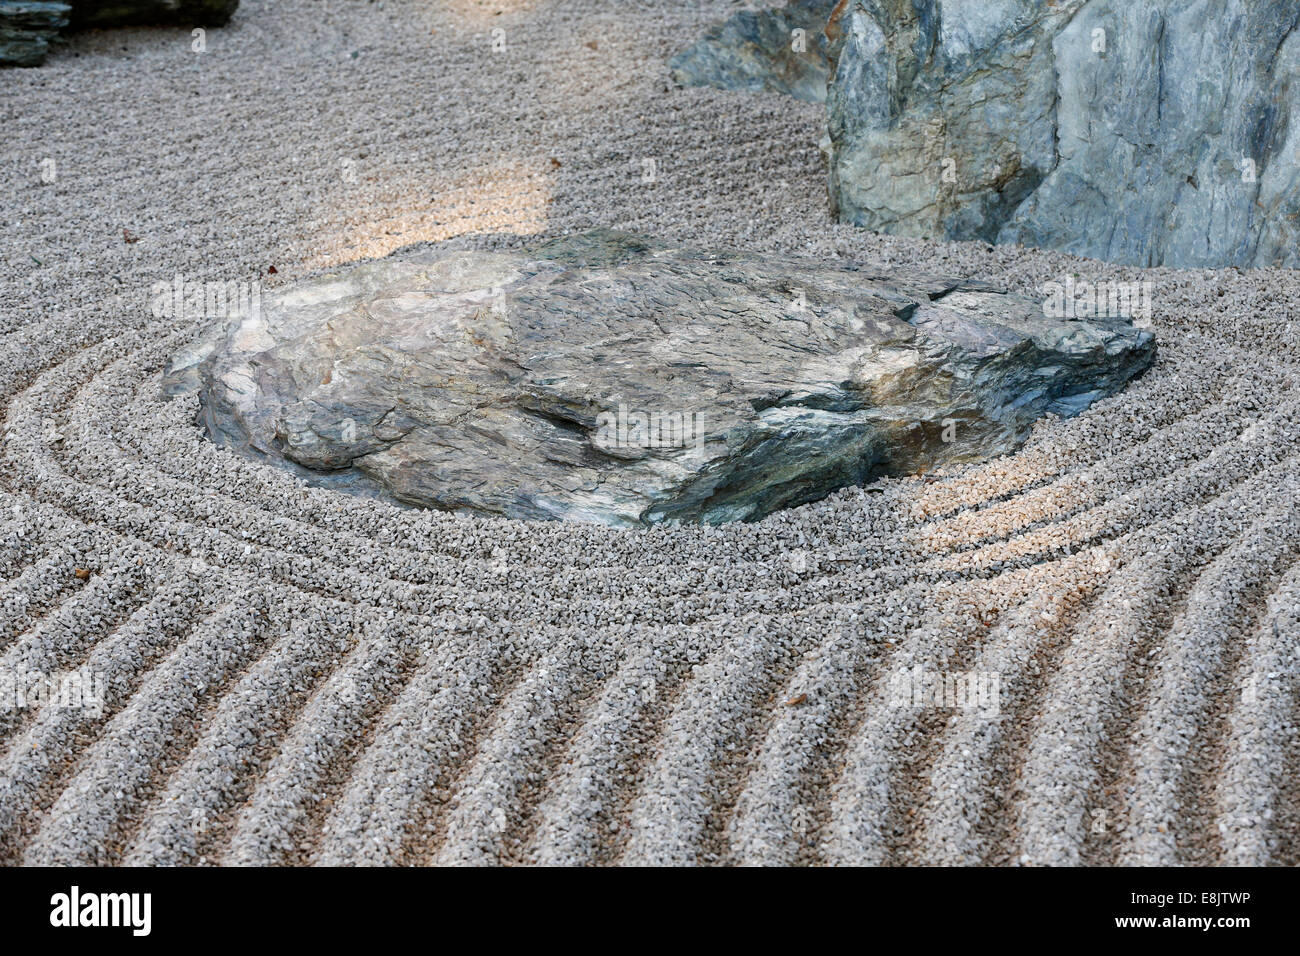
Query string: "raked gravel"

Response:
xmin=0 ymin=0 xmax=1297 ymax=866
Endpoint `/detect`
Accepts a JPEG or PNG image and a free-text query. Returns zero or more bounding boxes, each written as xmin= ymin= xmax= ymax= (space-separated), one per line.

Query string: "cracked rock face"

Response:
xmin=164 ymin=230 xmax=1155 ymax=526
xmin=826 ymin=0 xmax=1300 ymax=268
xmin=667 ymin=0 xmax=838 ymax=103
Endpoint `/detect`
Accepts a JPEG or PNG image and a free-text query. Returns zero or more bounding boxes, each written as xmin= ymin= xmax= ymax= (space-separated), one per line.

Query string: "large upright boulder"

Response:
xmin=165 ymin=230 xmax=1155 ymax=526
xmin=825 ymin=0 xmax=1300 ymax=268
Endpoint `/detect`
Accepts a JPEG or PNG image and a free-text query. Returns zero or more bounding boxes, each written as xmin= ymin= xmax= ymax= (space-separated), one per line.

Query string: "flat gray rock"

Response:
xmin=668 ymin=0 xmax=836 ymax=103
xmin=165 ymin=230 xmax=1155 ymax=526
xmin=1 ymin=0 xmax=236 ymax=66
xmin=0 ymin=1 xmax=69 ymax=67
xmin=825 ymin=0 xmax=1300 ymax=268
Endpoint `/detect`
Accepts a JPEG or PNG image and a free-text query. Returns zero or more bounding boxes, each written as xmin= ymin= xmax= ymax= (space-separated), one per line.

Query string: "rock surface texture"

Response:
xmin=668 ymin=0 xmax=837 ymax=102
xmin=166 ymin=230 xmax=1155 ymax=526
xmin=0 ymin=1 xmax=69 ymax=67
xmin=0 ymin=0 xmax=236 ymax=66
xmin=825 ymin=0 xmax=1300 ymax=268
